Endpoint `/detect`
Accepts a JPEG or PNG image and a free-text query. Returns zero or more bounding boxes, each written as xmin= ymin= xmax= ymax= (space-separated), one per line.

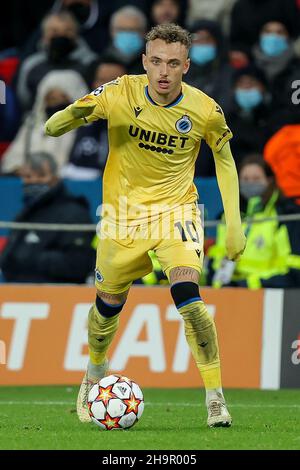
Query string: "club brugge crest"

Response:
xmin=95 ymin=269 xmax=104 ymax=283
xmin=175 ymin=115 xmax=192 ymax=134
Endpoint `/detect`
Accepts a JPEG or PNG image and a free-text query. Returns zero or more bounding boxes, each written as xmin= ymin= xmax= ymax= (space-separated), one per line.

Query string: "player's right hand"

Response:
xmin=226 ymin=226 xmax=246 ymax=261
xmin=70 ymin=95 xmax=97 ymax=119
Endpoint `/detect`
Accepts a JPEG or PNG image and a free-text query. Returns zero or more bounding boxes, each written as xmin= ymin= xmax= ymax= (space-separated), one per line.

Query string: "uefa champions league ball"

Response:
xmin=88 ymin=374 xmax=144 ymax=430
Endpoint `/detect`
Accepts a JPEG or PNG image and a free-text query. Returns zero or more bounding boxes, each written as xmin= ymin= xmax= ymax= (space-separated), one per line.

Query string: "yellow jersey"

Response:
xmin=85 ymin=74 xmax=232 ymax=224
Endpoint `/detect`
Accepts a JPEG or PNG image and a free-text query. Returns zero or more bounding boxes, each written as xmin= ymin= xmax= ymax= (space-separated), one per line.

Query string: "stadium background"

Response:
xmin=0 ymin=0 xmax=300 ymax=451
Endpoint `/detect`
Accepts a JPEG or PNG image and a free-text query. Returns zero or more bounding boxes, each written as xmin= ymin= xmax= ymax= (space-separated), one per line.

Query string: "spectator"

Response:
xmin=102 ymin=6 xmax=146 ymax=75
xmin=226 ymin=66 xmax=271 ymax=165
xmin=16 ymin=11 xmax=97 ymax=110
xmin=186 ymin=0 xmax=237 ymax=35
xmin=207 ymin=154 xmax=300 ymax=288
xmin=252 ymin=21 xmax=300 ymax=110
xmin=0 ymin=152 xmax=95 ymax=283
xmin=0 ymin=0 xmax=54 ymax=53
xmin=91 ymin=57 xmax=127 ymax=89
xmin=186 ymin=20 xmax=233 ymax=113
xmin=150 ymin=0 xmax=182 ymax=27
xmin=264 ymin=123 xmax=300 ymax=204
xmin=52 ymin=0 xmax=113 ymax=55
xmin=186 ymin=20 xmax=233 ymax=177
xmin=1 ymin=70 xmax=88 ymax=175
xmin=62 ymin=58 xmax=127 ymax=180
xmin=229 ymin=0 xmax=300 ymax=57
xmin=0 ymin=77 xmax=20 ymax=155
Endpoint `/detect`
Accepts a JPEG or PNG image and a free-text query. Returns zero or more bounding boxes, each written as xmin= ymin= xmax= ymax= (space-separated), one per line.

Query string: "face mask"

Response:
xmin=67 ymin=3 xmax=90 ymax=24
xmin=240 ymin=181 xmax=267 ymax=200
xmin=23 ymin=183 xmax=51 ymax=206
xmin=190 ymin=44 xmax=217 ymax=65
xmin=260 ymin=33 xmax=289 ymax=57
xmin=45 ymin=102 xmax=71 ymax=119
xmin=48 ymin=36 xmax=76 ymax=62
xmin=113 ymin=31 xmax=143 ymax=56
xmin=235 ymin=88 xmax=263 ymax=111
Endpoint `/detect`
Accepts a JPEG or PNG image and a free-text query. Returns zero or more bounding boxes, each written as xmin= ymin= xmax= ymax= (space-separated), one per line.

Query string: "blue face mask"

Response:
xmin=260 ymin=33 xmax=289 ymax=57
xmin=190 ymin=44 xmax=217 ymax=65
xmin=235 ymin=88 xmax=263 ymax=111
xmin=113 ymin=31 xmax=143 ymax=56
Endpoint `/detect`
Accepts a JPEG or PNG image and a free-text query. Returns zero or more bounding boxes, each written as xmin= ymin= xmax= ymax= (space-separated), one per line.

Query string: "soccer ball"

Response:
xmin=88 ymin=374 xmax=144 ymax=430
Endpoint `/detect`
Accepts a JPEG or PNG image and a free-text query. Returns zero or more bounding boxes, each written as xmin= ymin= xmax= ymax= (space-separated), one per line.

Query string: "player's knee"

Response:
xmin=170 ymin=281 xmax=202 ymax=309
xmin=95 ymin=294 xmax=126 ymax=318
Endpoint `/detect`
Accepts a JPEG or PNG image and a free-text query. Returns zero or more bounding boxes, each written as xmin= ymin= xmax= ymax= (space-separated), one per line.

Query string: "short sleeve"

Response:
xmin=204 ymin=101 xmax=233 ymax=152
xmin=85 ymin=76 xmax=124 ymax=122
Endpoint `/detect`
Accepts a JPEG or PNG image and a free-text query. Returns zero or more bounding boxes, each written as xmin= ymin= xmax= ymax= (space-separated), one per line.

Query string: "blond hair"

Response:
xmin=146 ymin=23 xmax=192 ymax=50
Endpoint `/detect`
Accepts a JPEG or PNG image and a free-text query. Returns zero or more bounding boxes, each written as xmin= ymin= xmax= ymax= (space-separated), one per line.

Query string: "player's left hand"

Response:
xmin=226 ymin=226 xmax=246 ymax=261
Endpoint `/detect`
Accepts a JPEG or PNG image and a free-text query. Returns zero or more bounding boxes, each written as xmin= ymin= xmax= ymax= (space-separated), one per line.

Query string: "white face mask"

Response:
xmin=240 ymin=181 xmax=267 ymax=199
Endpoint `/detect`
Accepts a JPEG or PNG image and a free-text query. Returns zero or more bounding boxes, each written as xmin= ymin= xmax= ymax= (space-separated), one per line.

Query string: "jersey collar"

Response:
xmin=144 ymin=86 xmax=184 ymax=108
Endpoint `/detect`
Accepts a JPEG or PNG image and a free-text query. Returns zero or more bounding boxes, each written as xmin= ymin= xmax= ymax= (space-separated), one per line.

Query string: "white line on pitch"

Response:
xmin=0 ymin=401 xmax=299 ymax=409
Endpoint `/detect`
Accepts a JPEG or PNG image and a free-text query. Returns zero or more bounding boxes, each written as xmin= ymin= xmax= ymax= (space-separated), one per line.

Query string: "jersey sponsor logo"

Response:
xmin=95 ymin=269 xmax=104 ymax=283
xmin=175 ymin=115 xmax=192 ymax=134
xmin=128 ymin=125 xmax=189 ymax=153
xmin=134 ymin=106 xmax=142 ymax=118
xmin=138 ymin=142 xmax=174 ymax=154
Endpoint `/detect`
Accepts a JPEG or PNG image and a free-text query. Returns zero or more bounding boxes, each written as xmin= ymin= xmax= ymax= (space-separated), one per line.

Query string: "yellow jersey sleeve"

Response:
xmin=204 ymin=101 xmax=233 ymax=152
xmin=44 ymin=77 xmax=124 ymax=136
xmin=85 ymin=77 xmax=124 ymax=122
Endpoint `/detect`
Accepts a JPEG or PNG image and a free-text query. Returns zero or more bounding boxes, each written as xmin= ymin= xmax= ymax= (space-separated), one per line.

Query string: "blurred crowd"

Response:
xmin=0 ymin=0 xmax=300 ymax=287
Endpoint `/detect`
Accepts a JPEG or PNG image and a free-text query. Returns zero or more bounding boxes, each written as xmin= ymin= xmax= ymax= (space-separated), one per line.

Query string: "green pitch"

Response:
xmin=0 ymin=387 xmax=299 ymax=450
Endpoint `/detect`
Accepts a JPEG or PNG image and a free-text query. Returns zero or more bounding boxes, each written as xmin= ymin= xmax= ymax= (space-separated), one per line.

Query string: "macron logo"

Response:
xmin=134 ymin=106 xmax=142 ymax=118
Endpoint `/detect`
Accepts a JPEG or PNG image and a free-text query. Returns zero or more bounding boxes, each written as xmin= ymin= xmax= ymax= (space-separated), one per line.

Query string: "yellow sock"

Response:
xmin=178 ymin=300 xmax=222 ymax=389
xmin=88 ymin=303 xmax=119 ymax=365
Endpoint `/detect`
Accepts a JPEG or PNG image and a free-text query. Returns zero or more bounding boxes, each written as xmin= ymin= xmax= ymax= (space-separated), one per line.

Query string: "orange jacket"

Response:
xmin=264 ymin=124 xmax=300 ymax=204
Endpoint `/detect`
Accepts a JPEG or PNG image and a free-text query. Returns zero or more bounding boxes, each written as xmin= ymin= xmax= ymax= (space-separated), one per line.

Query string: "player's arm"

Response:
xmin=204 ymin=102 xmax=246 ymax=261
xmin=45 ymin=95 xmax=98 ymax=137
xmin=45 ymin=78 xmax=123 ymax=137
xmin=213 ymin=142 xmax=246 ymax=260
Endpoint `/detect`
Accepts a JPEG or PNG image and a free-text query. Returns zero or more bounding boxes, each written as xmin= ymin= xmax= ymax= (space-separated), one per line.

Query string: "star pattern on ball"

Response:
xmin=100 ymin=413 xmax=121 ymax=430
xmin=95 ymin=385 xmax=116 ymax=406
xmin=124 ymin=393 xmax=142 ymax=414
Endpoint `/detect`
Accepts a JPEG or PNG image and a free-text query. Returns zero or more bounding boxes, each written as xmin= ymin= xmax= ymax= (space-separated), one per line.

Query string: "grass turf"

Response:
xmin=0 ymin=387 xmax=299 ymax=450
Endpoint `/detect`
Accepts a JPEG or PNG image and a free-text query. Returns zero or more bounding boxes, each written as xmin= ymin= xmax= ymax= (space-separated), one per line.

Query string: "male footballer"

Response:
xmin=45 ymin=24 xmax=246 ymax=427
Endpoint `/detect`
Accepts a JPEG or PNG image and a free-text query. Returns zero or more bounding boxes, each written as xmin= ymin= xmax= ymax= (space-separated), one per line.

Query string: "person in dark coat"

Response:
xmin=229 ymin=0 xmax=300 ymax=57
xmin=0 ymin=152 xmax=95 ymax=283
xmin=16 ymin=11 xmax=97 ymax=111
xmin=62 ymin=57 xmax=127 ymax=179
xmin=226 ymin=65 xmax=272 ymax=166
xmin=100 ymin=5 xmax=146 ymax=75
xmin=186 ymin=19 xmax=233 ymax=114
xmin=186 ymin=19 xmax=234 ymax=177
xmin=252 ymin=20 xmax=300 ymax=111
